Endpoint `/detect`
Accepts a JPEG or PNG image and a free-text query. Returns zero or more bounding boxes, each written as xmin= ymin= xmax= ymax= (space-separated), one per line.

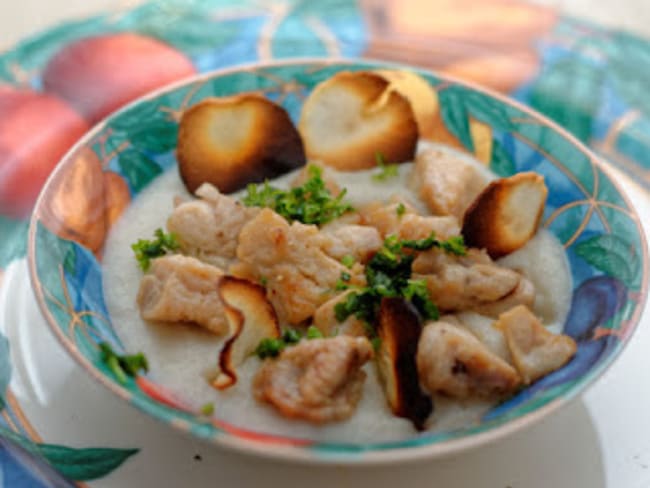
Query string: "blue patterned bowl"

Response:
xmin=28 ymin=59 xmax=648 ymax=464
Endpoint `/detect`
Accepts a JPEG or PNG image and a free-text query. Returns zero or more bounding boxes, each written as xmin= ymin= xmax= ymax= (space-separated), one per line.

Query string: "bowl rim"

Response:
xmin=27 ymin=57 xmax=649 ymax=465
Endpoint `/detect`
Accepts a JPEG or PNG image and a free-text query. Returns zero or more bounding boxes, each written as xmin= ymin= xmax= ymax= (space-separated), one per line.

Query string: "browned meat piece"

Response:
xmin=413 ymin=248 xmax=534 ymax=316
xmin=136 ymin=254 xmax=227 ymax=334
xmin=319 ymin=211 xmax=362 ymax=227
xmin=495 ymin=305 xmax=577 ymax=384
xmin=167 ymin=183 xmax=258 ymax=268
xmin=316 ymin=224 xmax=382 ymax=263
xmin=475 ymin=278 xmax=536 ymax=317
xmin=253 ymin=336 xmax=374 ymax=423
xmin=290 ymin=163 xmax=340 ymax=195
xmin=412 ymin=148 xmax=489 ymax=219
xmin=232 ymin=208 xmax=360 ymax=325
xmin=417 ymin=321 xmax=521 ymax=398
xmin=359 ymin=200 xmax=460 ymax=241
xmin=312 ymin=290 xmax=367 ymax=337
xmin=453 ymin=311 xmax=512 ymax=363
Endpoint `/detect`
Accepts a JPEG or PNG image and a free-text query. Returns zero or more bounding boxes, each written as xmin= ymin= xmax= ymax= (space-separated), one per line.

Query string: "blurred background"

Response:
xmin=3 ymin=0 xmax=650 ymax=219
xmin=1 ymin=0 xmax=649 ymax=48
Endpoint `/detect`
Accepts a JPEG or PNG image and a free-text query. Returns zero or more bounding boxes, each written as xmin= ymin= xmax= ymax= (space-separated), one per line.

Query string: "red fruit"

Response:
xmin=0 ymin=87 xmax=89 ymax=218
xmin=42 ymin=33 xmax=196 ymax=123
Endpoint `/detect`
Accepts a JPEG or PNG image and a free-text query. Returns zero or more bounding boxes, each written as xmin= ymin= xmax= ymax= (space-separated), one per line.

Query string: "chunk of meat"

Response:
xmin=413 ymin=248 xmax=534 ymax=316
xmin=412 ymin=147 xmax=490 ymax=219
xmin=167 ymin=183 xmax=258 ymax=268
xmin=359 ymin=200 xmax=460 ymax=241
xmin=136 ymin=254 xmax=227 ymax=334
xmin=453 ymin=311 xmax=512 ymax=363
xmin=312 ymin=290 xmax=367 ymax=337
xmin=495 ymin=305 xmax=577 ymax=384
xmin=417 ymin=321 xmax=521 ymax=399
xmin=232 ymin=208 xmax=360 ymax=325
xmin=253 ymin=336 xmax=374 ymax=423
xmin=316 ymin=224 xmax=382 ymax=263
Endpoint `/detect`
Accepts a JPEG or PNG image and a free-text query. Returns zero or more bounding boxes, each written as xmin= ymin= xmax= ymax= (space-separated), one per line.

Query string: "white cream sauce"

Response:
xmin=103 ymin=144 xmax=571 ymax=442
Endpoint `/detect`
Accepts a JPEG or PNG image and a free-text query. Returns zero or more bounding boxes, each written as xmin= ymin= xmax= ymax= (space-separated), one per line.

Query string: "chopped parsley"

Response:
xmin=242 ymin=165 xmax=353 ymax=225
xmin=335 ymin=270 xmax=354 ymax=291
xmin=255 ymin=337 xmax=285 ymax=359
xmin=99 ymin=342 xmax=149 ymax=384
xmin=335 ymin=279 xmax=350 ymax=291
xmin=255 ymin=326 xmax=325 ymax=359
xmin=334 ymin=233 xmax=467 ymax=327
xmin=281 ymin=328 xmax=302 ymax=345
xmin=341 ymin=255 xmax=355 ymax=269
xmin=131 ymin=228 xmax=179 ymax=271
xmin=306 ymin=326 xmax=324 ymax=339
xmin=200 ymin=402 xmax=215 ymax=416
xmin=397 ymin=234 xmax=467 ymax=255
xmin=372 ymin=152 xmax=399 ymax=181
xmin=396 ymin=202 xmax=406 ymax=217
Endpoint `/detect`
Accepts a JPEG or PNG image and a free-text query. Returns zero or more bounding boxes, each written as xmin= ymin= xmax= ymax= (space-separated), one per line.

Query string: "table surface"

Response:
xmin=1 ymin=2 xmax=650 ymax=488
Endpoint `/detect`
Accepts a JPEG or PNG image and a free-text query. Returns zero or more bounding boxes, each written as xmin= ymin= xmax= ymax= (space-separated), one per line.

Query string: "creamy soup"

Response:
xmin=103 ymin=144 xmax=571 ymax=442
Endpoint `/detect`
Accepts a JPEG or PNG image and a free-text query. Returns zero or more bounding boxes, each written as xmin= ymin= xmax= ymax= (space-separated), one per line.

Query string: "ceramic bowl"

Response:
xmin=28 ymin=59 xmax=647 ymax=464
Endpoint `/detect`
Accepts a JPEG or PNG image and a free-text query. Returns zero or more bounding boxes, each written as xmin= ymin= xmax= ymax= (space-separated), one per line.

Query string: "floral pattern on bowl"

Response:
xmin=28 ymin=59 xmax=647 ymax=464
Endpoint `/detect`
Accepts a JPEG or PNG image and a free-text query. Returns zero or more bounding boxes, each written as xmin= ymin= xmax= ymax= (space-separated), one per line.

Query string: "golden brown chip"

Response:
xmin=177 ymin=94 xmax=305 ymax=194
xmin=462 ymin=172 xmax=548 ymax=258
xmin=376 ymin=297 xmax=432 ymax=430
xmin=213 ymin=276 xmax=280 ymax=390
xmin=374 ymin=69 xmax=437 ymax=139
xmin=299 ymin=71 xmax=418 ymax=170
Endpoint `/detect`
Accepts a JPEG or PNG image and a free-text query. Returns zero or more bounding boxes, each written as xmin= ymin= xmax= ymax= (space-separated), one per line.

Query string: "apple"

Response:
xmin=0 ymin=86 xmax=89 ymax=218
xmin=42 ymin=33 xmax=196 ymax=124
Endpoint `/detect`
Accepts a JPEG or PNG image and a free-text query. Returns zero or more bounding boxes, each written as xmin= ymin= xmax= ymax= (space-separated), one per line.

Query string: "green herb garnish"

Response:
xmin=398 ymin=234 xmax=467 ymax=255
xmin=335 ymin=280 xmax=350 ymax=291
xmin=372 ymin=152 xmax=399 ymax=181
xmin=255 ymin=338 xmax=285 ymax=359
xmin=260 ymin=276 xmax=268 ymax=287
xmin=341 ymin=255 xmax=355 ymax=268
xmin=335 ymin=270 xmax=354 ymax=291
xmin=131 ymin=228 xmax=179 ymax=271
xmin=281 ymin=328 xmax=302 ymax=345
xmin=200 ymin=402 xmax=215 ymax=416
xmin=371 ymin=337 xmax=382 ymax=352
xmin=396 ymin=202 xmax=406 ymax=217
xmin=99 ymin=342 xmax=149 ymax=384
xmin=242 ymin=165 xmax=353 ymax=225
xmin=306 ymin=326 xmax=324 ymax=339
xmin=255 ymin=326 xmax=325 ymax=359
xmin=334 ymin=233 xmax=467 ymax=327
